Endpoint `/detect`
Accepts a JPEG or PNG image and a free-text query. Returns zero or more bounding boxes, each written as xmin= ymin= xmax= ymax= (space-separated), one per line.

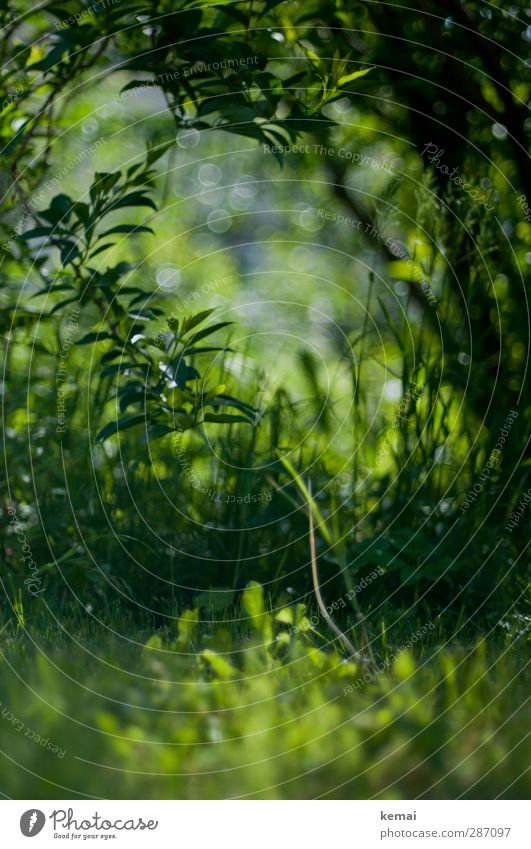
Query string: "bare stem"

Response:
xmin=307 ymin=481 xmax=369 ymax=664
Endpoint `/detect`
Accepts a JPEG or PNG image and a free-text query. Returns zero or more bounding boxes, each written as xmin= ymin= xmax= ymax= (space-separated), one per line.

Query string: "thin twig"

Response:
xmin=307 ymin=481 xmax=369 ymax=664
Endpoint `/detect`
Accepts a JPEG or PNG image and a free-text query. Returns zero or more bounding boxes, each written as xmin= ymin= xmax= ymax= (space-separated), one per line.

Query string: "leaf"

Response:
xmin=49 ymin=296 xmax=80 ymax=315
xmin=275 ymin=603 xmax=307 ymax=625
xmin=76 ymin=331 xmax=114 ymax=345
xmin=93 ymin=172 xmax=121 ymax=195
xmin=161 ymin=360 xmax=199 ymax=389
xmin=203 ymin=383 xmax=226 ymax=402
xmin=105 ymin=192 xmax=157 ymax=213
xmin=177 ymin=608 xmax=199 ymax=648
xmin=337 ymin=67 xmax=373 ymax=87
xmin=242 ymin=581 xmax=265 ymax=619
xmin=185 ymin=346 xmax=234 ymax=355
xmin=283 ymin=71 xmax=307 ymax=86
xmin=38 ymin=208 xmax=65 ymax=225
xmin=275 ymin=607 xmax=294 ymax=625
xmin=146 ymin=423 xmax=173 ymax=441
xmin=100 ymin=349 xmax=122 ymax=364
xmin=118 ymin=388 xmax=144 ymax=413
xmin=127 ymin=308 xmax=162 ymax=320
xmin=146 ymin=141 xmax=173 ymax=167
xmin=304 ymin=48 xmax=327 ymax=78
xmin=30 ymin=282 xmax=73 ymax=298
xmin=18 ymin=227 xmax=55 ymax=241
xmin=128 ymin=292 xmax=151 ymax=307
xmin=203 ymin=413 xmax=251 ymax=424
xmin=209 ymin=393 xmax=258 ymax=415
xmin=89 ymin=242 xmax=115 ymax=259
xmin=50 ymin=193 xmax=74 ymax=216
xmin=181 ymin=308 xmax=216 ymax=334
xmin=126 ymin=162 xmax=144 ymax=178
xmin=173 ymin=413 xmax=196 ymax=430
xmin=167 ymin=384 xmax=194 ymax=403
xmin=72 ymin=202 xmax=90 ymax=225
xmin=188 ymin=321 xmax=233 ymax=346
xmin=205 ymin=397 xmax=257 ymax=418
xmin=202 ymin=649 xmax=239 ymax=680
xmin=144 ymin=635 xmax=163 ymax=651
xmin=30 ymin=43 xmax=68 ymax=73
xmin=60 ymin=242 xmax=80 ymax=267
xmin=95 ymin=413 xmax=146 ymax=443
xmin=98 ymin=224 xmax=155 ymax=237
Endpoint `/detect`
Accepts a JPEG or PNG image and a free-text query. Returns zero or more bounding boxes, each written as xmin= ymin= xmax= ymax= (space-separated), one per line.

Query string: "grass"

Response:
xmin=0 ymin=591 xmax=529 ymax=800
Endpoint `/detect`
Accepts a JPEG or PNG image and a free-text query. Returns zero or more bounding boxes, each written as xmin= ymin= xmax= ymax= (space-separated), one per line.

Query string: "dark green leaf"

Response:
xmin=128 ymin=308 xmax=162 ymax=320
xmin=49 ymin=296 xmax=80 ymax=315
xmin=73 ymin=202 xmax=90 ymax=225
xmin=146 ymin=142 xmax=173 ymax=166
xmin=105 ymin=192 xmax=157 ymax=213
xmin=76 ymin=331 xmax=114 ymax=345
xmin=100 ymin=349 xmax=123 ymax=364
xmin=188 ymin=321 xmax=233 ymax=345
xmin=18 ymin=227 xmax=55 ymax=241
xmin=89 ymin=242 xmax=115 ymax=259
xmin=146 ymin=423 xmax=173 ymax=441
xmin=98 ymin=224 xmax=154 ymax=237
xmin=96 ymin=413 xmax=146 ymax=443
xmin=60 ymin=242 xmax=79 ymax=267
xmin=203 ymin=413 xmax=252 ymax=424
xmin=186 ymin=346 xmax=234 ymax=355
xmin=181 ymin=308 xmax=216 ymax=334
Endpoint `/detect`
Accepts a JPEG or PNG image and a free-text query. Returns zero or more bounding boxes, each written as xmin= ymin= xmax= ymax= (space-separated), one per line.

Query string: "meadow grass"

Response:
xmin=0 ymin=593 xmax=528 ymax=800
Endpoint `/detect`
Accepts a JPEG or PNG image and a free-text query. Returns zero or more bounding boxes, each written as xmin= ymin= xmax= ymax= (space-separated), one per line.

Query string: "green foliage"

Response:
xmin=12 ymin=158 xmax=258 ymax=443
xmin=1 ymin=0 xmax=366 ymax=453
xmin=0 ymin=606 xmax=528 ymax=799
